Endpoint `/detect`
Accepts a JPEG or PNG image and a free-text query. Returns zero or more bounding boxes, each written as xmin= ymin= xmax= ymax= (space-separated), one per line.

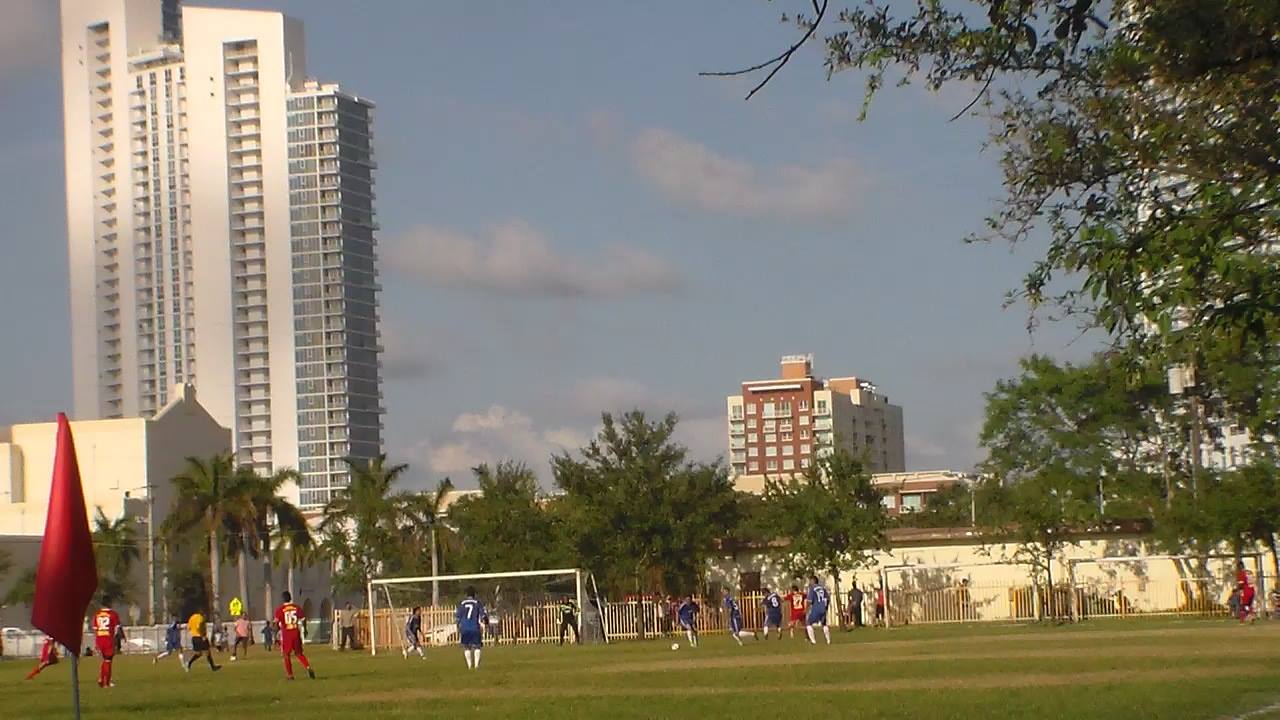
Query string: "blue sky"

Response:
xmin=0 ymin=0 xmax=1098 ymax=489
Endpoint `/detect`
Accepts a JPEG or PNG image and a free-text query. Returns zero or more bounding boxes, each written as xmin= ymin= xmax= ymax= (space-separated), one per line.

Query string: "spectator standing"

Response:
xmin=338 ymin=603 xmax=357 ymax=651
xmin=875 ymin=586 xmax=887 ymax=627
xmin=262 ymin=620 xmax=276 ymax=651
xmin=847 ymin=582 xmax=865 ymax=630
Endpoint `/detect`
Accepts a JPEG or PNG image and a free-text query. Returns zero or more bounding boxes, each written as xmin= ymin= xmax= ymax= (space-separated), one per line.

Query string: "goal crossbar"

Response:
xmin=366 ymin=568 xmax=586 ymax=655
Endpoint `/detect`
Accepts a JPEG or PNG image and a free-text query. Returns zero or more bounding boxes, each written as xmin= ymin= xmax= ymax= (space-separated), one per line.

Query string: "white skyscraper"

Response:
xmin=60 ymin=0 xmax=383 ymax=508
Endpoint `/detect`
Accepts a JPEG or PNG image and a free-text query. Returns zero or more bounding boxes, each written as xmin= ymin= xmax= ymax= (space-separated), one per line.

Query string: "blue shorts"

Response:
xmin=765 ymin=612 xmax=782 ymax=627
xmin=679 ymin=620 xmax=695 ymax=631
xmin=807 ymin=608 xmax=828 ymax=626
xmin=165 ymin=641 xmax=180 ymax=652
xmin=405 ymin=632 xmax=420 ymax=648
xmin=729 ymin=614 xmax=743 ymax=634
xmin=460 ymin=629 xmax=482 ymax=649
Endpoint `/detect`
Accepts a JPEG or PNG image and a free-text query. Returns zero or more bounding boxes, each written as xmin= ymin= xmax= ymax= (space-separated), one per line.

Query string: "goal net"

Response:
xmin=366 ymin=568 xmax=595 ymax=655
xmin=1067 ymin=553 xmax=1265 ymax=620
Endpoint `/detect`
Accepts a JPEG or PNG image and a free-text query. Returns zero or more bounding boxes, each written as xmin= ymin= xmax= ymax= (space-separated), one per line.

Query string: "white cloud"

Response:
xmin=631 ymin=128 xmax=865 ymax=218
xmin=0 ymin=0 xmax=54 ymax=82
xmin=385 ymin=220 xmax=682 ymax=299
xmin=419 ymin=405 xmax=592 ymax=481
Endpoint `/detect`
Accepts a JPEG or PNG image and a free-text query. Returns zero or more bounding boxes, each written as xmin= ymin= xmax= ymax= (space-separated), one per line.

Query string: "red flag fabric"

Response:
xmin=30 ymin=413 xmax=99 ymax=654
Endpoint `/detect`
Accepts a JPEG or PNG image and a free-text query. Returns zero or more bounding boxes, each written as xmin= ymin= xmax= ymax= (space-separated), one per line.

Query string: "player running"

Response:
xmin=184 ymin=607 xmax=221 ymax=672
xmin=1237 ymin=562 xmax=1257 ymax=624
xmin=761 ymin=587 xmax=784 ymax=640
xmin=785 ymin=584 xmax=806 ymax=639
xmin=677 ymin=595 xmax=700 ymax=648
xmin=153 ymin=617 xmax=184 ymax=666
xmin=91 ymin=597 xmax=122 ymax=688
xmin=403 ymin=607 xmax=426 ymax=658
xmin=26 ymin=637 xmax=60 ymax=680
xmin=724 ymin=592 xmax=755 ymax=645
xmin=806 ymin=576 xmax=832 ymax=645
xmin=456 ymin=586 xmax=486 ymax=670
xmin=274 ymin=591 xmax=315 ymax=679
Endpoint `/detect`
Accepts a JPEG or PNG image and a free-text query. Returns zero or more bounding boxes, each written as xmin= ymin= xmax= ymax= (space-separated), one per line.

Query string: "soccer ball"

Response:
xmin=670 ymin=642 xmax=679 ymax=651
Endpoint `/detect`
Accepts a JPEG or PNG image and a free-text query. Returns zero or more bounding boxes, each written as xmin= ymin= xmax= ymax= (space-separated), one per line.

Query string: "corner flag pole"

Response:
xmin=70 ymin=654 xmax=82 ymax=720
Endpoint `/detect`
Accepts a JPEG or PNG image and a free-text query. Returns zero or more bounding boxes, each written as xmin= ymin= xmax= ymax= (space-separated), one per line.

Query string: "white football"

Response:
xmin=670 ymin=642 xmax=679 ymax=651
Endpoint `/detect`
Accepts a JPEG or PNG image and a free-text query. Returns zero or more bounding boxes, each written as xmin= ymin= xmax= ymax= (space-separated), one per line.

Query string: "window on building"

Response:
xmin=780 ymin=431 xmax=792 ymax=441
xmin=800 ymin=428 xmax=810 ymax=439
xmin=746 ymin=403 xmax=757 ymax=415
xmin=881 ymin=496 xmax=898 ymax=510
xmin=747 ymin=417 xmax=757 ymax=429
xmin=901 ymin=494 xmax=925 ymax=513
xmin=816 ymin=400 xmax=828 ymax=414
xmin=747 ymin=447 xmax=758 ymax=457
xmin=749 ymin=462 xmax=759 ymax=472
xmin=799 ymin=415 xmax=810 ymax=426
xmin=799 ymin=399 xmax=809 ymax=411
xmin=766 ymin=460 xmax=778 ymax=471
xmin=782 ymin=445 xmax=794 ymax=456
xmin=747 ymin=433 xmax=758 ymax=443
xmin=762 ymin=402 xmax=776 ymax=416
xmin=764 ymin=434 xmax=777 ymax=443
xmin=800 ymin=458 xmax=811 ymax=468
xmin=730 ymin=404 xmax=743 ymax=420
xmin=765 ymin=446 xmax=778 ymax=457
xmin=777 ymin=401 xmax=792 ymax=415
xmin=763 ymin=421 xmax=776 ymax=432
xmin=800 ymin=444 xmax=810 ymax=454
xmin=782 ymin=459 xmax=795 ymax=470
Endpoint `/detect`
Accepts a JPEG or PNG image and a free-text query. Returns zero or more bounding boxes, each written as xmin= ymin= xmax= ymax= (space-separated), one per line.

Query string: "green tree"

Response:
xmin=164 ymin=454 xmax=257 ymax=622
xmin=320 ymin=454 xmax=423 ymax=595
xmin=450 ymin=462 xmax=563 ymax=574
xmin=221 ymin=467 xmax=309 ymax=620
xmin=91 ymin=507 xmax=141 ymax=605
xmin=166 ymin=568 xmax=210 ymax=619
xmin=762 ymin=449 xmax=887 ymax=617
xmin=720 ymin=1 xmax=1280 ymax=437
xmin=0 ymin=548 xmax=10 ymax=586
xmin=978 ymin=354 xmax=1170 ymax=617
xmin=3 ymin=567 xmax=37 ymax=607
xmin=553 ymin=411 xmax=739 ymax=603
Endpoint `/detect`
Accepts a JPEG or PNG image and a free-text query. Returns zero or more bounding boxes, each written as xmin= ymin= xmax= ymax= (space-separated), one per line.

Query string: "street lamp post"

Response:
xmin=125 ymin=484 xmax=157 ymax=625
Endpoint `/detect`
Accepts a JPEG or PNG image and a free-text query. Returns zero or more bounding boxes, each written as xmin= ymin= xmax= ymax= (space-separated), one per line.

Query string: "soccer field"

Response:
xmin=3 ymin=619 xmax=1280 ymax=719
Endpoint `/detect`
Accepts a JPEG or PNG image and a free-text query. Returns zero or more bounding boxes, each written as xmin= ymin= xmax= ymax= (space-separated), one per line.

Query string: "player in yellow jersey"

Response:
xmin=184 ymin=608 xmax=221 ymax=672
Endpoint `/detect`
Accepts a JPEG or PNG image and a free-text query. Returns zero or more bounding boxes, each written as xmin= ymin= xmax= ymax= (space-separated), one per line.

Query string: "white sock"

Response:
xmin=463 ymin=649 xmax=473 ymax=668
xmin=473 ymin=649 xmax=481 ymax=669
xmin=822 ymin=626 xmax=831 ymax=644
xmin=762 ymin=627 xmax=770 ymax=639
xmin=805 ymin=625 xmax=816 ymax=644
xmin=686 ymin=629 xmax=694 ymax=646
xmin=732 ymin=632 xmax=743 ymax=646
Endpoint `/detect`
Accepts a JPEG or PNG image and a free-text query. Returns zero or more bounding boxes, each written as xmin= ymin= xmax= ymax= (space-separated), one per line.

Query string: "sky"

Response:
xmin=0 ymin=0 xmax=1100 ymax=490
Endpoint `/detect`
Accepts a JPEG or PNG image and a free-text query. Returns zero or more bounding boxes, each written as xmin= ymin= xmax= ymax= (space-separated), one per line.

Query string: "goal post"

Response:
xmin=1067 ymin=552 xmax=1264 ymax=621
xmin=366 ymin=568 xmax=586 ymax=655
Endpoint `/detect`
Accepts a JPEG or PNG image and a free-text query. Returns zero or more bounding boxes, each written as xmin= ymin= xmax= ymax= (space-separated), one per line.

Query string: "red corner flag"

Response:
xmin=30 ymin=413 xmax=98 ymax=655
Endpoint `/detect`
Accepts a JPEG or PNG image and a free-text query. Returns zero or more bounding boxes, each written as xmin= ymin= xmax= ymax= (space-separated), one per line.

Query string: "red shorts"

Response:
xmin=1242 ymin=590 xmax=1256 ymax=608
xmin=95 ymin=637 xmax=114 ymax=659
xmin=789 ymin=610 xmax=805 ymax=622
xmin=280 ymin=633 xmax=302 ymax=655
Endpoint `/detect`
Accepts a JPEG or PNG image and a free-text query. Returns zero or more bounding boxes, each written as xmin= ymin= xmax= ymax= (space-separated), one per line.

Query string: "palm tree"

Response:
xmin=403 ymin=478 xmax=455 ymax=606
xmin=92 ymin=507 xmax=141 ymax=603
xmin=320 ymin=455 xmax=419 ymax=593
xmin=240 ymin=467 xmax=310 ymax=619
xmin=165 ymin=455 xmax=256 ymax=624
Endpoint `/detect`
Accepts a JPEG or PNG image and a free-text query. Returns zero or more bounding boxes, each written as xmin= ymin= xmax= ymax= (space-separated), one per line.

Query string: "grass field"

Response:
xmin=3 ymin=619 xmax=1280 ymax=719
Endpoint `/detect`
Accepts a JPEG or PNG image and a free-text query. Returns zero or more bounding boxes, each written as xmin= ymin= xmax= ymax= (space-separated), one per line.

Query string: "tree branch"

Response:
xmin=699 ymin=0 xmax=829 ymax=101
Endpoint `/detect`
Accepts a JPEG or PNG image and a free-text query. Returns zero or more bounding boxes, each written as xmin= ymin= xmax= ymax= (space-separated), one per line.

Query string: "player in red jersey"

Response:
xmin=1237 ymin=562 xmax=1257 ymax=623
xmin=274 ymin=591 xmax=315 ymax=680
xmin=26 ymin=637 xmax=60 ymax=680
xmin=92 ymin=597 xmax=123 ymax=688
xmin=785 ymin=584 xmax=807 ymax=639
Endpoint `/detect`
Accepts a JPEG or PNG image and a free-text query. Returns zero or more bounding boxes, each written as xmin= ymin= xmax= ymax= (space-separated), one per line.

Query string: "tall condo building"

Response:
xmin=60 ymin=0 xmax=382 ymax=508
xmin=727 ymin=355 xmax=905 ymax=493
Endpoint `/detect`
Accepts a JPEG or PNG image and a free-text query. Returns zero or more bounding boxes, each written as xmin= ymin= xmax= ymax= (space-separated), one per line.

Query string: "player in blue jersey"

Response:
xmin=761 ymin=587 xmax=784 ymax=640
xmin=456 ymin=587 xmax=486 ymax=669
xmin=403 ymin=607 xmax=425 ymax=659
xmin=677 ymin=595 xmax=700 ymax=648
xmin=723 ymin=592 xmax=756 ymax=646
xmin=806 ymin=576 xmax=832 ymax=645
xmin=153 ymin=616 xmax=184 ymax=666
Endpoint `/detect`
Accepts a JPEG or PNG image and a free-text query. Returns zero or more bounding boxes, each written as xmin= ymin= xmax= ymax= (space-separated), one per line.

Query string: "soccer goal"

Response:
xmin=1067 ymin=553 xmax=1265 ymax=621
xmin=366 ymin=568 xmax=593 ymax=655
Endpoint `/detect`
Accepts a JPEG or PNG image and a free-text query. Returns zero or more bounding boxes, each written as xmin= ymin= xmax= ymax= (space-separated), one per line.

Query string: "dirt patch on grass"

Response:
xmin=344 ymin=666 xmax=1274 ymax=703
